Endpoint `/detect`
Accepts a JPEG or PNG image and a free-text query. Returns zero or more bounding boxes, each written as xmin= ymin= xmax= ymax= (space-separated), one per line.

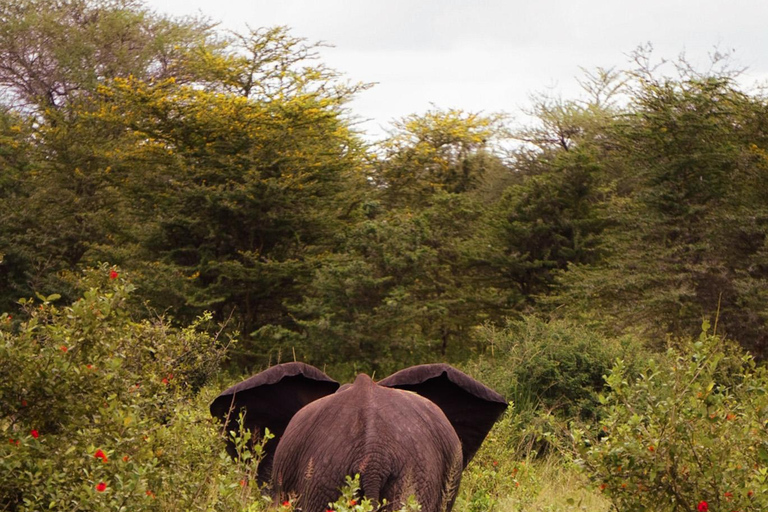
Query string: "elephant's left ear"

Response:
xmin=210 ymin=362 xmax=339 ymax=483
xmin=378 ymin=364 xmax=508 ymax=468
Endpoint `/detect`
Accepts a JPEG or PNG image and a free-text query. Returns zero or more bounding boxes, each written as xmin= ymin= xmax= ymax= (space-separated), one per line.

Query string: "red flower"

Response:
xmin=698 ymin=501 xmax=708 ymax=512
xmin=146 ymin=490 xmax=155 ymax=498
xmin=60 ymin=345 xmax=68 ymax=352
xmin=95 ymin=482 xmax=107 ymax=492
xmin=94 ymin=449 xmax=108 ymax=463
xmin=109 ymin=269 xmax=119 ymax=280
xmin=30 ymin=429 xmax=39 ymax=439
xmin=648 ymin=445 xmax=655 ymax=452
xmin=349 ymin=500 xmax=357 ymax=506
xmin=161 ymin=377 xmax=169 ymax=385
xmin=282 ymin=501 xmax=290 ymax=507
xmin=21 ymin=399 xmax=27 ymax=407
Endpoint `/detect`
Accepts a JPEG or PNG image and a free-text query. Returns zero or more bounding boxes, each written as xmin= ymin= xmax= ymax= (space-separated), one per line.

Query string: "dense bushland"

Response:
xmin=0 ymin=267 xmax=252 ymax=510
xmin=575 ymin=328 xmax=768 ymax=512
xmin=4 ymin=1 xmax=768 ymax=510
xmin=8 ymin=271 xmax=768 ymax=511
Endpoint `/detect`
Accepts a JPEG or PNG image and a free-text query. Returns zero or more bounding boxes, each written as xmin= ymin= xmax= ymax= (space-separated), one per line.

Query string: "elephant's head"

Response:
xmin=210 ymin=362 xmax=507 ymax=487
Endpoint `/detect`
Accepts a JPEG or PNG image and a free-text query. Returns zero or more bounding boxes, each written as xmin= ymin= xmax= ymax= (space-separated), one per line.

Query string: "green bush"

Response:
xmin=467 ymin=316 xmax=646 ymax=419
xmin=574 ymin=327 xmax=768 ymax=511
xmin=0 ymin=265 xmax=261 ymax=511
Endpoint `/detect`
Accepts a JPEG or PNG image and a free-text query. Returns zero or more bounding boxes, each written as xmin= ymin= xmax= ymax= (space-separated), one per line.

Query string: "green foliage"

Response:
xmin=547 ymin=54 xmax=768 ymax=354
xmin=0 ymin=0 xmax=370 ymax=367
xmin=574 ymin=329 xmax=768 ymax=511
xmin=0 ymin=0 xmax=219 ymax=111
xmin=0 ymin=108 xmax=35 ymax=312
xmin=0 ymin=0 xmax=222 ymax=316
xmin=467 ymin=316 xmax=645 ymax=420
xmin=0 ymin=265 xmax=263 ymax=511
xmin=87 ymin=71 xmax=368 ymax=355
xmin=489 ymin=147 xmax=606 ymax=301
xmin=375 ymin=109 xmax=509 ymax=208
xmin=279 ymin=192 xmax=507 ymax=377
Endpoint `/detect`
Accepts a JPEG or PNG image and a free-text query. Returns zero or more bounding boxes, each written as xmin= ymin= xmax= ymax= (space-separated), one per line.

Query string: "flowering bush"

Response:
xmin=574 ymin=327 xmax=768 ymax=511
xmin=0 ymin=265 xmax=262 ymax=511
xmin=0 ymin=265 xmax=428 ymax=511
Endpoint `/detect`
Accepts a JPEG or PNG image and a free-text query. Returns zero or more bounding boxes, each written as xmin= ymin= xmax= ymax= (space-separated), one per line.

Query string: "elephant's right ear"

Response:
xmin=378 ymin=364 xmax=508 ymax=468
xmin=210 ymin=362 xmax=339 ymax=483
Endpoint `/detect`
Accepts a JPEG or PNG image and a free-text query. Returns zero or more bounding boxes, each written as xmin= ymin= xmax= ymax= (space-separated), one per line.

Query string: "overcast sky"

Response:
xmin=146 ymin=0 xmax=768 ymax=140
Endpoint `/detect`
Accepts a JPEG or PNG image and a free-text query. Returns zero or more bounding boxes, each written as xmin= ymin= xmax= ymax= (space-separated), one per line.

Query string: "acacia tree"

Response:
xmin=0 ymin=0 xmax=371 ymax=369
xmin=0 ymin=0 xmax=219 ymax=112
xmin=489 ymin=147 xmax=606 ymax=302
xmin=374 ymin=109 xmax=508 ymax=208
xmin=0 ymin=0 xmax=224 ymax=309
xmin=277 ymin=192 xmax=505 ymax=376
xmin=0 ymin=109 xmax=35 ymax=311
xmin=484 ymin=70 xmax=622 ymax=309
xmin=549 ymin=54 xmax=768 ymax=355
xmin=89 ymin=74 xmax=368 ymax=352
xmin=266 ymin=111 xmax=514 ymax=375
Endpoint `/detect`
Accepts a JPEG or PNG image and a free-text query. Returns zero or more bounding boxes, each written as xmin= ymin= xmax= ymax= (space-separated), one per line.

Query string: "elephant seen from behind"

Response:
xmin=210 ymin=363 xmax=508 ymax=512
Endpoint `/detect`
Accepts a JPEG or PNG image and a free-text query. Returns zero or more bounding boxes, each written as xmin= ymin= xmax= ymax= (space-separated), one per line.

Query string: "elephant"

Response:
xmin=210 ymin=362 xmax=507 ymax=512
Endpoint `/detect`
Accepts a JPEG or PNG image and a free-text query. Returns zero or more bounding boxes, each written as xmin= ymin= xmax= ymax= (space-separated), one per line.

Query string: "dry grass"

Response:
xmin=456 ymin=455 xmax=613 ymax=512
xmin=498 ymin=458 xmax=612 ymax=511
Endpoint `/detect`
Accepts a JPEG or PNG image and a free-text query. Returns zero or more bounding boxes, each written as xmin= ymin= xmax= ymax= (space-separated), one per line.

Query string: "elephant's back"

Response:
xmin=272 ymin=373 xmax=462 ymax=511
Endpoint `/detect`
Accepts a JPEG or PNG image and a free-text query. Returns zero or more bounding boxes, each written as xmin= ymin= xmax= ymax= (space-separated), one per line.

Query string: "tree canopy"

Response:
xmin=3 ymin=1 xmax=768 ymax=372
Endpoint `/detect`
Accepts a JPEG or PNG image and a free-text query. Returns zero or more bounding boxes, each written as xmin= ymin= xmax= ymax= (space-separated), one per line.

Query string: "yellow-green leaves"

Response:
xmin=375 ymin=109 xmax=508 ymax=207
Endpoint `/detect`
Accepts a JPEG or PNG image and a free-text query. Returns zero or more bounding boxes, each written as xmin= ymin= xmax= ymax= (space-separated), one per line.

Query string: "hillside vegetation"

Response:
xmin=3 ymin=1 xmax=768 ymax=511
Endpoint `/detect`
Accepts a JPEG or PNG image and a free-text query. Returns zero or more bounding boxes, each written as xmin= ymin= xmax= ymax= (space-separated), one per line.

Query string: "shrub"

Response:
xmin=467 ymin=316 xmax=646 ymax=419
xmin=574 ymin=327 xmax=768 ymax=511
xmin=0 ymin=265 xmax=260 ymax=511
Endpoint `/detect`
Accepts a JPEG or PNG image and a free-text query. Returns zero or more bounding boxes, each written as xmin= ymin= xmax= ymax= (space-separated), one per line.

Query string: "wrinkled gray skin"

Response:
xmin=273 ymin=374 xmax=463 ymax=512
xmin=211 ymin=363 xmax=507 ymax=512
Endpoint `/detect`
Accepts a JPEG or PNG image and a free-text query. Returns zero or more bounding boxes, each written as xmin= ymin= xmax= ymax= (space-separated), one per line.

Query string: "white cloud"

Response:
xmin=148 ymin=0 xmax=768 ymax=140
